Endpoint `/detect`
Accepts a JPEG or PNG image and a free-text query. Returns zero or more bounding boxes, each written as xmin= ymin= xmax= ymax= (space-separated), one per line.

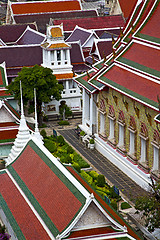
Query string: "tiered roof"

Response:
xmin=0 ymin=135 xmax=141 ymax=239
xmin=75 ymin=0 xmax=160 ymax=111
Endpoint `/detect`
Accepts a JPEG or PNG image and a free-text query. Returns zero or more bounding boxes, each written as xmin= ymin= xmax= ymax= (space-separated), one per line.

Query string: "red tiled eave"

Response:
xmin=0 ymin=173 xmax=50 ymax=239
xmin=11 ymin=1 xmax=81 ymax=15
xmin=120 ymin=42 xmax=160 ymax=72
xmin=0 ymin=129 xmax=18 ymax=140
xmin=101 ymin=65 xmax=160 ymax=104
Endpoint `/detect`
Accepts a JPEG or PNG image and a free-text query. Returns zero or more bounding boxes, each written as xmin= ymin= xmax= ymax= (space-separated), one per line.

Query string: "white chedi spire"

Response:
xmin=6 ymin=81 xmax=31 ymax=164
xmin=33 ymin=88 xmax=44 ymax=144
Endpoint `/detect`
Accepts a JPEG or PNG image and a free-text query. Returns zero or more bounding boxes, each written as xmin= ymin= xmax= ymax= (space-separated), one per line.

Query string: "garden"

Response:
xmin=41 ymin=129 xmax=132 ymax=211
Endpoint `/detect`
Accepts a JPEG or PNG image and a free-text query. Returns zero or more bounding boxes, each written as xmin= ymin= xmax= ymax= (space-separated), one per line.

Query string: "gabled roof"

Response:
xmin=91 ymin=39 xmax=114 ymax=60
xmin=66 ymin=26 xmax=98 ymax=48
xmin=0 ymin=24 xmax=37 ymax=44
xmin=13 ymin=10 xmax=98 ymax=34
xmin=0 ymin=135 xmax=137 ymax=239
xmin=16 ymin=26 xmax=45 ymax=45
xmin=53 ymin=15 xmax=125 ymax=32
xmin=10 ymin=0 xmax=82 ymax=15
xmin=0 ymin=46 xmax=42 ymax=77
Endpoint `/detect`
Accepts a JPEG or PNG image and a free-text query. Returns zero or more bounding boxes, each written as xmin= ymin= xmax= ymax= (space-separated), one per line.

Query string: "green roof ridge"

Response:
xmin=117 ymin=57 xmax=160 ymax=78
xmin=0 ymin=194 xmax=26 ymax=239
xmin=99 ymin=75 xmax=158 ymax=109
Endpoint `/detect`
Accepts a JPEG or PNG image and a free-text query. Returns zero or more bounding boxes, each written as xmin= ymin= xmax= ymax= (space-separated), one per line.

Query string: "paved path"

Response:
xmin=58 ymin=129 xmax=147 ymax=204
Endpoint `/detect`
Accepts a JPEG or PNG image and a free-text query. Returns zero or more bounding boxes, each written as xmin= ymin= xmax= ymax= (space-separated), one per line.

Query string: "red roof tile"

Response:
xmin=12 ymin=145 xmax=82 ymax=232
xmin=0 ymin=173 xmax=50 ymax=239
xmin=0 ymin=129 xmax=18 ymax=140
xmin=120 ymin=42 xmax=160 ymax=72
xmin=53 ymin=15 xmax=125 ymax=31
xmin=102 ymin=65 xmax=160 ymax=103
xmin=118 ymin=0 xmax=137 ymax=19
xmin=0 ymin=122 xmax=18 ymax=127
xmin=11 ymin=1 xmax=81 ymax=15
xmin=140 ymin=1 xmax=160 ymax=38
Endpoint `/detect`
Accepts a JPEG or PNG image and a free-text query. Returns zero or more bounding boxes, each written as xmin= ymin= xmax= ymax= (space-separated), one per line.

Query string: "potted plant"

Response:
xmin=89 ymin=138 xmax=95 ymax=150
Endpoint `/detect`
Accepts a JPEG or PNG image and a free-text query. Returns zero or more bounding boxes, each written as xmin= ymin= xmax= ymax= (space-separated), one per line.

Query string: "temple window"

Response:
xmin=128 ymin=116 xmax=137 ymax=162
xmin=139 ymin=123 xmax=148 ymax=164
xmin=151 ymin=130 xmax=160 ymax=172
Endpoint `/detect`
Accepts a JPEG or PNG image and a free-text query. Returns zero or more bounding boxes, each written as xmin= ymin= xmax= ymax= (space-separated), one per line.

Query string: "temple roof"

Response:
xmin=53 ymin=15 xmax=125 ymax=32
xmin=10 ymin=0 xmax=82 ymax=15
xmin=0 ymin=135 xmax=140 ymax=239
xmin=0 ymin=24 xmax=37 ymax=44
xmin=16 ymin=27 xmax=45 ymax=45
xmin=13 ymin=10 xmax=98 ymax=34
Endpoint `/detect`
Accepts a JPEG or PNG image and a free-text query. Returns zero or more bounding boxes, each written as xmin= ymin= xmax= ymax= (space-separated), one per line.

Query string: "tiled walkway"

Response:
xmin=58 ymin=129 xmax=147 ymax=204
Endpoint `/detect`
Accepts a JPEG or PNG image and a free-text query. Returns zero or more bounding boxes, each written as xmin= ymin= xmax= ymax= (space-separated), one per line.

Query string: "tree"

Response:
xmin=135 ymin=177 xmax=160 ymax=232
xmin=6 ymin=65 xmax=63 ymax=126
xmin=59 ymin=100 xmax=72 ymax=120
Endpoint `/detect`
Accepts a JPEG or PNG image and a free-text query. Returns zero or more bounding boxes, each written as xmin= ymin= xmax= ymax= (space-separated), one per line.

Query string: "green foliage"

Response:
xmin=88 ymin=171 xmax=99 ymax=180
xmin=72 ymin=162 xmax=81 ymax=173
xmin=110 ymin=199 xmax=118 ymax=210
xmin=59 ymin=100 xmax=72 ymax=119
xmin=58 ymin=120 xmax=69 ymax=125
xmin=40 ymin=129 xmax=47 ymax=138
xmin=73 ymin=154 xmax=90 ymax=168
xmin=67 ymin=146 xmax=74 ymax=154
xmin=80 ymin=131 xmax=85 ymax=136
xmin=57 ymin=135 xmax=65 ymax=146
xmin=121 ymin=202 xmax=132 ymax=210
xmin=97 ymin=174 xmax=105 ymax=187
xmin=6 ymin=65 xmax=63 ymax=125
xmin=44 ymin=139 xmax=57 ymax=153
xmin=89 ymin=139 xmax=95 ymax=144
xmin=135 ymin=178 xmax=160 ymax=232
xmin=80 ymin=170 xmax=93 ymax=185
xmin=60 ymin=154 xmax=72 ymax=164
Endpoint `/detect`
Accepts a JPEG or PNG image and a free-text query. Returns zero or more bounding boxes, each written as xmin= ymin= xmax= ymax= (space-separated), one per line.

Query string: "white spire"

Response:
xmin=6 ymin=81 xmax=31 ymax=165
xmin=33 ymin=88 xmax=44 ymax=144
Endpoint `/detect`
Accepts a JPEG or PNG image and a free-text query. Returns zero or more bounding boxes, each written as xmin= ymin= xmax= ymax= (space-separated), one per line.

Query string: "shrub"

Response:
xmin=44 ymin=140 xmax=57 ymax=153
xmin=88 ymin=171 xmax=99 ymax=180
xmin=97 ymin=174 xmax=105 ymax=187
xmin=121 ymin=202 xmax=132 ymax=210
xmin=74 ymin=155 xmax=90 ymax=168
xmin=80 ymin=170 xmax=93 ymax=185
xmin=40 ymin=129 xmax=47 ymax=138
xmin=89 ymin=139 xmax=94 ymax=144
xmin=57 ymin=135 xmax=65 ymax=146
xmin=111 ymin=199 xmax=118 ymax=210
xmin=80 ymin=131 xmax=85 ymax=136
xmin=58 ymin=120 xmax=69 ymax=125
xmin=67 ymin=146 xmax=74 ymax=154
xmin=60 ymin=154 xmax=72 ymax=164
xmin=72 ymin=162 xmax=81 ymax=173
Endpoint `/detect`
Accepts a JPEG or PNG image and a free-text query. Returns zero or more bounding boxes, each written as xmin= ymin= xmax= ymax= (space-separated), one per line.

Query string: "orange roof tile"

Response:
xmin=11 ymin=1 xmax=81 ymax=15
xmin=55 ymin=73 xmax=73 ymax=79
xmin=49 ymin=43 xmax=70 ymax=49
xmin=50 ymin=27 xmax=62 ymax=38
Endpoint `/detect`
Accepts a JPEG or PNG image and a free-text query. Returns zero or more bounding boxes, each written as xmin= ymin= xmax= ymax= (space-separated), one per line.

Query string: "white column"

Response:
xmin=129 ymin=131 xmax=135 ymax=155
xmin=90 ymin=94 xmax=93 ymax=131
xmin=108 ymin=119 xmax=114 ymax=140
xmin=100 ymin=113 xmax=105 ymax=135
xmin=66 ymin=49 xmax=71 ymax=65
xmin=140 ymin=138 xmax=146 ymax=163
xmin=82 ymin=90 xmax=86 ymax=125
xmin=152 ymin=147 xmax=159 ymax=171
xmin=48 ymin=51 xmax=51 ymax=66
xmin=53 ymin=50 xmax=57 ymax=66
xmin=61 ymin=50 xmax=64 ymax=65
xmin=118 ymin=124 xmax=124 ymax=147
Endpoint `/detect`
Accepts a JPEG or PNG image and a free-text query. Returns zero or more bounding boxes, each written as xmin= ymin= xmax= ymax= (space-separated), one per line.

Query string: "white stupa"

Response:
xmin=6 ymin=82 xmax=31 ymax=164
